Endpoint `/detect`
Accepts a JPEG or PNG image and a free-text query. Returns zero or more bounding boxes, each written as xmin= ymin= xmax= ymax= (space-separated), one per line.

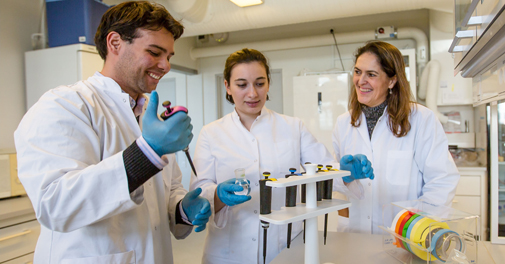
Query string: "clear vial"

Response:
xmin=234 ymin=168 xmax=250 ymax=195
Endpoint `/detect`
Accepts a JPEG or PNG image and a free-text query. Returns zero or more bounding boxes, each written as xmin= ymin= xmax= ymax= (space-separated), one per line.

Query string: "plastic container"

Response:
xmin=45 ymin=0 xmax=110 ymax=47
xmin=379 ymin=200 xmax=479 ymax=264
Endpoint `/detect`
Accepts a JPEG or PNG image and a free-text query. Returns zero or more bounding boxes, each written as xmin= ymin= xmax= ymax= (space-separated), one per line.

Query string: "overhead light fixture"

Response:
xmin=230 ymin=0 xmax=263 ymax=7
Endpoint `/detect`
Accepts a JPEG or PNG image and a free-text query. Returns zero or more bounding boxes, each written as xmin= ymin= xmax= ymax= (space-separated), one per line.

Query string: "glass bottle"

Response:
xmin=234 ymin=168 xmax=250 ymax=195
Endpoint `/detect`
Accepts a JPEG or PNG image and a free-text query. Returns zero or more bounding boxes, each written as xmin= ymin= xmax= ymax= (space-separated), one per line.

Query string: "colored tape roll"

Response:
xmin=391 ymin=209 xmax=408 ymax=231
xmin=406 ymin=215 xmax=424 ymax=253
xmin=420 ymin=224 xmax=447 ymax=261
xmin=402 ymin=214 xmax=421 ymax=252
xmin=420 ymin=221 xmax=450 ymax=251
xmin=397 ymin=212 xmax=414 ymax=250
xmin=408 ymin=217 xmax=436 ymax=260
xmin=394 ymin=211 xmax=411 ymax=248
xmin=428 ymin=228 xmax=465 ymax=262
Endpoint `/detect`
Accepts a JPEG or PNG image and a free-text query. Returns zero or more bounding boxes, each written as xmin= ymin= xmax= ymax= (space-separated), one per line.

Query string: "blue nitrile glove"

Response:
xmin=142 ymin=91 xmax=193 ymax=156
xmin=340 ymin=154 xmax=375 ymax=183
xmin=182 ymin=188 xmax=211 ymax=232
xmin=216 ymin=178 xmax=252 ymax=206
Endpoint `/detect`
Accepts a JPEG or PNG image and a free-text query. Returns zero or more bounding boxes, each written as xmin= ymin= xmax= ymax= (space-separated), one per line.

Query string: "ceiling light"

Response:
xmin=230 ymin=0 xmax=263 ymax=7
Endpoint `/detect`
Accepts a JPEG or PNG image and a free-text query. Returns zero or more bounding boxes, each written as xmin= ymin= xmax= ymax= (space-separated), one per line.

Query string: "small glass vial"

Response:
xmin=234 ymin=168 xmax=250 ymax=195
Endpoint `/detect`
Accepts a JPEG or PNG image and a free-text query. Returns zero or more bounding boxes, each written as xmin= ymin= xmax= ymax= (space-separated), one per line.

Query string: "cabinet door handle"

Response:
xmin=453 ymin=199 xmax=459 ymax=203
xmin=0 ymin=229 xmax=32 ymax=242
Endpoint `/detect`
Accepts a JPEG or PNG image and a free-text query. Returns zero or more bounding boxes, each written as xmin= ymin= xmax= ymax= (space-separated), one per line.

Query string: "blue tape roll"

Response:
xmin=429 ymin=229 xmax=464 ymax=262
xmin=405 ymin=215 xmax=423 ymax=253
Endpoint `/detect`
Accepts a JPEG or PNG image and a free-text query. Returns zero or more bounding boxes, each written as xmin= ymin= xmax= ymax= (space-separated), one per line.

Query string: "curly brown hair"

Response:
xmin=349 ymin=41 xmax=416 ymax=138
xmin=94 ymin=1 xmax=184 ymax=60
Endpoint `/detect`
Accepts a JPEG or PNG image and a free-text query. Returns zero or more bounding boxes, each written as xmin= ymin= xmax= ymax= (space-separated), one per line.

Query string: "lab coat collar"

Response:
xmin=357 ymin=112 xmax=370 ymax=144
xmin=87 ymin=71 xmax=123 ymax=94
xmin=231 ymin=106 xmax=269 ymax=132
xmin=231 ymin=106 xmax=269 ymax=123
xmin=85 ymin=72 xmax=142 ymax=131
xmin=86 ymin=71 xmax=131 ymax=111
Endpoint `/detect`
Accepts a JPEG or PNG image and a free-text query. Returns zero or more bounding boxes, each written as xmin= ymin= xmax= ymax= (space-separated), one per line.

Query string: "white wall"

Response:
xmin=171 ymin=36 xmax=198 ymax=72
xmin=0 ymin=0 xmax=41 ymax=150
xmin=430 ymin=9 xmax=473 ymax=106
xmin=198 ymin=39 xmax=417 ymax=124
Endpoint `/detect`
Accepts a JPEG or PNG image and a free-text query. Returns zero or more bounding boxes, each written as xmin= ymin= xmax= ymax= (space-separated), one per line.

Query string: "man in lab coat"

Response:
xmin=14 ymin=2 xmax=210 ymax=263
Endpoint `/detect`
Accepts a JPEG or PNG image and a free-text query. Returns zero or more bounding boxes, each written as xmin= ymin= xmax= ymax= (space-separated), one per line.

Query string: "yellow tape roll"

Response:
xmin=408 ymin=217 xmax=434 ymax=260
xmin=408 ymin=217 xmax=449 ymax=260
xmin=420 ymin=222 xmax=450 ymax=251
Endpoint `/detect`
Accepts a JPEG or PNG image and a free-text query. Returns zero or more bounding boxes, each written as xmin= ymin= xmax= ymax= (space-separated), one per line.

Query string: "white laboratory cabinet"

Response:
xmin=0 ymin=196 xmax=39 ymax=263
xmin=25 ymin=44 xmax=104 ymax=111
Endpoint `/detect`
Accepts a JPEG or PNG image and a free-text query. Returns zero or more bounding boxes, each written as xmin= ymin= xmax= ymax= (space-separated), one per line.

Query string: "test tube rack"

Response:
xmin=259 ymin=164 xmax=351 ymax=264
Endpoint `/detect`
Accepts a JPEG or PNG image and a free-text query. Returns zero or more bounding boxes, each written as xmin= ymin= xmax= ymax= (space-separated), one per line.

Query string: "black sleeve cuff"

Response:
xmin=123 ymin=141 xmax=162 ymax=193
xmin=176 ymin=200 xmax=192 ymax=226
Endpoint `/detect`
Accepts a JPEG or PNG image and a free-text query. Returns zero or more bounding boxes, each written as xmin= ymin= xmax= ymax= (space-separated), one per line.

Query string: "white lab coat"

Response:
xmin=191 ymin=107 xmax=348 ymax=264
xmin=14 ymin=73 xmax=192 ymax=264
xmin=332 ymin=104 xmax=460 ymax=234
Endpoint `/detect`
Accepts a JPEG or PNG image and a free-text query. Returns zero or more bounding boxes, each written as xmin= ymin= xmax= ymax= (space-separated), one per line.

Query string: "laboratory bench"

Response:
xmin=271 ymin=231 xmax=505 ymax=264
xmin=0 ymin=195 xmax=38 ymax=263
xmin=4 ymin=193 xmax=499 ymax=264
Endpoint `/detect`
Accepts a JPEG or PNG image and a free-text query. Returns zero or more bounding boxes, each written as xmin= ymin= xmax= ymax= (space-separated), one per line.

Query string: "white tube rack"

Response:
xmin=259 ymin=165 xmax=351 ymax=264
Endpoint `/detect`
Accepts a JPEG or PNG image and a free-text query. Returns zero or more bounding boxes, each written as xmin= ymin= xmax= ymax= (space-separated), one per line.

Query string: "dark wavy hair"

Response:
xmin=349 ymin=41 xmax=415 ymax=138
xmin=94 ymin=1 xmax=184 ymax=60
xmin=223 ymin=48 xmax=271 ymax=104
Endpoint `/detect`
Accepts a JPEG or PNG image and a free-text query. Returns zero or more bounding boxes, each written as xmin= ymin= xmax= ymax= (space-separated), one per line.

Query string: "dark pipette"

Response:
xmin=285 ymin=168 xmax=300 ymax=248
xmin=322 ymin=165 xmax=335 ymax=245
xmin=259 ymin=171 xmax=273 ymax=264
xmin=300 ymin=162 xmax=311 ymax=243
xmin=159 ymin=100 xmax=197 ymax=176
xmin=316 ymin=164 xmax=328 ymax=245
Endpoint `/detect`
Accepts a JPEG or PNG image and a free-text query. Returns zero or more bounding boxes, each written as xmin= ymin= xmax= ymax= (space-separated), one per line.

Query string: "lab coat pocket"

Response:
xmin=386 ymin=150 xmax=413 ymax=185
xmin=61 ymin=250 xmax=136 ymax=264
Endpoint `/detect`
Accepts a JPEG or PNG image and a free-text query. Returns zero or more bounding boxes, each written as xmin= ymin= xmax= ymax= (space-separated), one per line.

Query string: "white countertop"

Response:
xmin=271 ymin=231 xmax=504 ymax=264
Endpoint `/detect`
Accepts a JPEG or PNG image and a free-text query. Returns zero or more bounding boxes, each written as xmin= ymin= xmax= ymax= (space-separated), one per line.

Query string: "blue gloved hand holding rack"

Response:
xmin=340 ymin=154 xmax=374 ymax=183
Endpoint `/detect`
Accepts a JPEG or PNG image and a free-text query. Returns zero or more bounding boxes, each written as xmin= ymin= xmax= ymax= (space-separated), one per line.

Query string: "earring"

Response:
xmin=389 ymin=89 xmax=392 ymax=95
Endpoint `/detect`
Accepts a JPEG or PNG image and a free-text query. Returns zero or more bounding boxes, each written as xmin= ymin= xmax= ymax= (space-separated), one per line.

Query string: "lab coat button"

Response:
xmin=367 ymin=216 xmax=370 ymax=219
xmin=252 ymin=238 xmax=256 ymax=241
xmin=123 ymin=99 xmax=126 ymax=103
xmin=368 ymin=183 xmax=371 ymax=186
xmin=254 ymin=210 xmax=258 ymax=214
xmin=255 ymin=183 xmax=259 ymax=186
xmin=155 ymin=226 xmax=157 ymax=230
